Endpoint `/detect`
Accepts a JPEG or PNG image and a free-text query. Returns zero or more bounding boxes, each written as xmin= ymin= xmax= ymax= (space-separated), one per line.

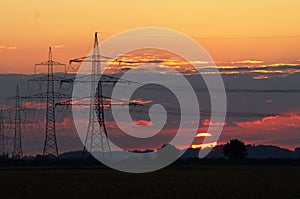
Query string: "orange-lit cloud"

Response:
xmin=104 ymin=48 xmax=200 ymax=75
xmin=235 ymin=60 xmax=264 ymax=64
xmin=22 ymin=101 xmax=47 ymax=109
xmin=202 ymin=119 xmax=227 ymax=127
xmin=234 ymin=114 xmax=300 ymax=131
xmin=270 ymin=63 xmax=299 ymax=67
xmin=53 ymin=45 xmax=64 ymax=49
xmin=195 ymin=132 xmax=212 ymax=137
xmin=192 ymin=142 xmax=217 ymax=149
xmin=0 ymin=46 xmax=18 ymax=50
xmin=7 ymin=46 xmax=17 ymax=50
xmin=133 ymin=120 xmax=152 ymax=127
xmin=214 ymin=114 xmax=300 ymax=150
xmin=253 ymin=75 xmax=269 ymax=80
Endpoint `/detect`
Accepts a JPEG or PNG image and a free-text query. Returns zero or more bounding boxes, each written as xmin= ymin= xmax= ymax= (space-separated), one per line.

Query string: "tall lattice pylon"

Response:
xmin=12 ymin=86 xmax=23 ymax=159
xmin=6 ymin=86 xmax=37 ymax=160
xmin=0 ymin=110 xmax=9 ymax=160
xmin=60 ymin=32 xmax=145 ymax=158
xmin=0 ymin=111 xmax=5 ymax=156
xmin=82 ymin=33 xmax=111 ymax=158
xmin=28 ymin=47 xmax=67 ymax=157
xmin=6 ymin=85 xmax=37 ymax=159
xmin=43 ymin=47 xmax=58 ymax=157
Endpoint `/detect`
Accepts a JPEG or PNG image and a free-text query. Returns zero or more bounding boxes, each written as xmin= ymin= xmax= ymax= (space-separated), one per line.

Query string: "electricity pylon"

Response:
xmin=5 ymin=85 xmax=37 ymax=159
xmin=59 ymin=32 xmax=158 ymax=159
xmin=0 ymin=111 xmax=6 ymax=157
xmin=82 ymin=33 xmax=111 ymax=157
xmin=59 ymin=32 xmax=143 ymax=159
xmin=0 ymin=111 xmax=9 ymax=160
xmin=28 ymin=47 xmax=68 ymax=157
xmin=0 ymin=109 xmax=16 ymax=160
xmin=60 ymin=33 xmax=114 ymax=158
xmin=12 ymin=86 xmax=22 ymax=159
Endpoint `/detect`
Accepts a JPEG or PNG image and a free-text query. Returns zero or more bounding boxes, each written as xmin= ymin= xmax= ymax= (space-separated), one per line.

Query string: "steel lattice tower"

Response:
xmin=60 ymin=32 xmax=143 ymax=158
xmin=5 ymin=86 xmax=36 ymax=160
xmin=28 ymin=47 xmax=66 ymax=157
xmin=82 ymin=33 xmax=111 ymax=157
xmin=0 ymin=111 xmax=5 ymax=156
xmin=42 ymin=47 xmax=58 ymax=156
xmin=12 ymin=86 xmax=23 ymax=159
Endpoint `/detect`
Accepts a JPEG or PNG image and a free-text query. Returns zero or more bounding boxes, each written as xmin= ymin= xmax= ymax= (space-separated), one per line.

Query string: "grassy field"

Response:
xmin=0 ymin=166 xmax=300 ymax=199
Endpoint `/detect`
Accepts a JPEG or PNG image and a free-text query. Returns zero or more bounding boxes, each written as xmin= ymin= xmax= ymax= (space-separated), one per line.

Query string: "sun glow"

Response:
xmin=195 ymin=132 xmax=212 ymax=137
xmin=192 ymin=142 xmax=217 ymax=149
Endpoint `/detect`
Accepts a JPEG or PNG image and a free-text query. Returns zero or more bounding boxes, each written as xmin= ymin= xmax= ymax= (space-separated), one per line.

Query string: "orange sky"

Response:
xmin=1 ymin=0 xmax=300 ymax=73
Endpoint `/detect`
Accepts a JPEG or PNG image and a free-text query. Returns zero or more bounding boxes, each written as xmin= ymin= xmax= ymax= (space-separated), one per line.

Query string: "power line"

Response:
xmin=98 ymin=31 xmax=300 ymax=40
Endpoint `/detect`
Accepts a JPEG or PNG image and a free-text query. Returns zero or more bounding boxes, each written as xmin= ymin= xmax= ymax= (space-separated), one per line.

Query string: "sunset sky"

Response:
xmin=1 ymin=0 xmax=300 ymax=73
xmin=1 ymin=0 xmax=300 ymax=155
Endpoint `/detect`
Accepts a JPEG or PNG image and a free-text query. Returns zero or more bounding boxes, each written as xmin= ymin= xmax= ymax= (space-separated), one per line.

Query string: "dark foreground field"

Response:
xmin=0 ymin=166 xmax=300 ymax=199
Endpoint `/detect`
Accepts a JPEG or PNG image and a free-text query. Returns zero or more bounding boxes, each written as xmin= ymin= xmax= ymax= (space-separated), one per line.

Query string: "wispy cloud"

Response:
xmin=253 ymin=75 xmax=269 ymax=80
xmin=53 ymin=44 xmax=64 ymax=49
xmin=195 ymin=132 xmax=212 ymax=137
xmin=235 ymin=60 xmax=264 ymax=64
xmin=199 ymin=63 xmax=300 ymax=77
xmin=7 ymin=46 xmax=17 ymax=50
xmin=0 ymin=45 xmax=19 ymax=50
xmin=192 ymin=142 xmax=217 ymax=149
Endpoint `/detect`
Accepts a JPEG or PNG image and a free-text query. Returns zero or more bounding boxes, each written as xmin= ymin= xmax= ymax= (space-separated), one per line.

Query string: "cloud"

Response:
xmin=214 ymin=114 xmax=300 ymax=150
xmin=234 ymin=114 xmax=300 ymax=130
xmin=2 ymin=71 xmax=300 ymax=152
xmin=53 ymin=45 xmax=64 ymax=49
xmin=201 ymin=64 xmax=300 ymax=77
xmin=7 ymin=46 xmax=17 ymax=50
xmin=253 ymin=75 xmax=269 ymax=80
xmin=133 ymin=120 xmax=152 ymax=126
xmin=190 ymin=60 xmax=209 ymax=65
xmin=192 ymin=142 xmax=217 ymax=149
xmin=235 ymin=60 xmax=264 ymax=64
xmin=195 ymin=132 xmax=212 ymax=137
xmin=202 ymin=119 xmax=227 ymax=127
xmin=0 ymin=46 xmax=18 ymax=50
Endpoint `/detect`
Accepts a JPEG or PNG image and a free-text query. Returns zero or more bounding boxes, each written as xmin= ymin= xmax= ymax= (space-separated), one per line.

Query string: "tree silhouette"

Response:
xmin=222 ymin=139 xmax=247 ymax=160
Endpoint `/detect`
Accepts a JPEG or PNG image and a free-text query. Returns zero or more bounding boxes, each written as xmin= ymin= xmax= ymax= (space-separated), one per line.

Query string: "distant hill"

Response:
xmin=181 ymin=145 xmax=300 ymax=159
xmin=58 ymin=145 xmax=300 ymax=160
xmin=59 ymin=151 xmax=82 ymax=159
xmin=246 ymin=145 xmax=296 ymax=159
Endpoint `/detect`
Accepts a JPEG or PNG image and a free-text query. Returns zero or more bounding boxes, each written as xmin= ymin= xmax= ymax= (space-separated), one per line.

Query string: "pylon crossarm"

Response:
xmin=60 ymin=74 xmax=131 ymax=85
xmin=25 ymin=92 xmax=70 ymax=99
xmin=28 ymin=75 xmax=66 ymax=82
xmin=35 ymin=61 xmax=65 ymax=66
